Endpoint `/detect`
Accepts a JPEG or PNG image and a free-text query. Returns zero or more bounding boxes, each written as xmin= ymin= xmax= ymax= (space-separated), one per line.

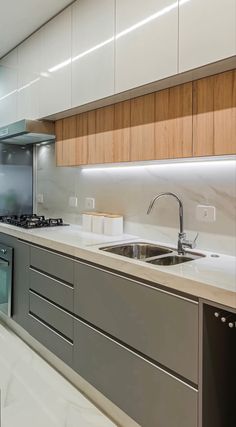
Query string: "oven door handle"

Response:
xmin=0 ymin=259 xmax=9 ymax=267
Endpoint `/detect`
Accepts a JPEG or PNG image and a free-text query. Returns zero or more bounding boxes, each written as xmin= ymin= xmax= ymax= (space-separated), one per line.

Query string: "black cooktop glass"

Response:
xmin=0 ymin=214 xmax=68 ymax=229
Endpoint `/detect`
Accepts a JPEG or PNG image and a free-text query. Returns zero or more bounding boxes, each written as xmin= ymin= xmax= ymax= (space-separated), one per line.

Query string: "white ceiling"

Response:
xmin=0 ymin=0 xmax=73 ymax=58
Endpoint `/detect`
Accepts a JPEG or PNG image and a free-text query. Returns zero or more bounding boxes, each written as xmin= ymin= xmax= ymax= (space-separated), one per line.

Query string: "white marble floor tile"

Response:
xmin=0 ymin=322 xmax=116 ymax=427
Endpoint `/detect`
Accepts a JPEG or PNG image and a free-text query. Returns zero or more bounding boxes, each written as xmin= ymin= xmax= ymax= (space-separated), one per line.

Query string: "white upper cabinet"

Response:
xmin=39 ymin=7 xmax=72 ymax=117
xmin=71 ymin=0 xmax=115 ymax=107
xmin=115 ymin=0 xmax=178 ymax=93
xmin=0 ymin=49 xmax=18 ymax=127
xmin=179 ymin=0 xmax=236 ymax=72
xmin=17 ymin=30 xmax=42 ymax=121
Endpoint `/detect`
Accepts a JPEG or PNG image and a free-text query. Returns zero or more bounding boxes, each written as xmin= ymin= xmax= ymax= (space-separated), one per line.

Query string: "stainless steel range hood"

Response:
xmin=0 ymin=119 xmax=55 ymax=145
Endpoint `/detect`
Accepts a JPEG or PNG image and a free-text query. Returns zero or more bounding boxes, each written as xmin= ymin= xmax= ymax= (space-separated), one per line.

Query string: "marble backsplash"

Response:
xmin=36 ymin=144 xmax=236 ymax=256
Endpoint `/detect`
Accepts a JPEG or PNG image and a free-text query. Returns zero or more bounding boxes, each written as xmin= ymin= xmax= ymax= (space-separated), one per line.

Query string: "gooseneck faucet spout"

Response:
xmin=147 ymin=192 xmax=198 ymax=255
xmin=147 ymin=192 xmax=184 ymax=234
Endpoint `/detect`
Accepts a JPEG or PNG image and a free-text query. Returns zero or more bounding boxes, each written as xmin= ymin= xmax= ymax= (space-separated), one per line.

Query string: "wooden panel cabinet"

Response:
xmin=193 ymin=70 xmax=236 ymax=156
xmin=130 ymin=93 xmax=155 ymax=161
xmin=155 ymin=83 xmax=192 ymax=159
xmin=88 ymin=105 xmax=114 ymax=164
xmin=55 ymin=70 xmax=236 ymax=166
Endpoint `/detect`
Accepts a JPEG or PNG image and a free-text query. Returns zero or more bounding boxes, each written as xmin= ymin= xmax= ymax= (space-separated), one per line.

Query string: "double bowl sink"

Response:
xmin=100 ymin=242 xmax=204 ymax=266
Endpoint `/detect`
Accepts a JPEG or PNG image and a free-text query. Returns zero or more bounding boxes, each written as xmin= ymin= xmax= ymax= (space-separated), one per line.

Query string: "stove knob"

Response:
xmin=0 ymin=249 xmax=7 ymax=255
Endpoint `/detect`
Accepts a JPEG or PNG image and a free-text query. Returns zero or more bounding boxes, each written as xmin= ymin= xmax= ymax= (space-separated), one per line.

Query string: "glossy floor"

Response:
xmin=0 ymin=322 xmax=116 ymax=427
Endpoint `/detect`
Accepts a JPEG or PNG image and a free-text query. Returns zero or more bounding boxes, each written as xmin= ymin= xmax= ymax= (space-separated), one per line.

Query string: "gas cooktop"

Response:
xmin=0 ymin=214 xmax=68 ymax=229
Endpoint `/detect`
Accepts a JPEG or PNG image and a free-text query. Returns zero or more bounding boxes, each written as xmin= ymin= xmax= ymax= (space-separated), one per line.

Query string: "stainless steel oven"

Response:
xmin=0 ymin=244 xmax=13 ymax=317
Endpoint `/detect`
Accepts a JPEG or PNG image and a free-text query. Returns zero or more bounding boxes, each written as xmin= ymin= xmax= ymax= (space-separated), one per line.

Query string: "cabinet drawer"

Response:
xmin=75 ymin=261 xmax=198 ymax=384
xmin=29 ymin=268 xmax=73 ymax=312
xmin=28 ymin=313 xmax=73 ymax=367
xmin=30 ymin=245 xmax=74 ymax=284
xmin=29 ymin=291 xmax=73 ymax=341
xmin=74 ymin=319 xmax=198 ymax=427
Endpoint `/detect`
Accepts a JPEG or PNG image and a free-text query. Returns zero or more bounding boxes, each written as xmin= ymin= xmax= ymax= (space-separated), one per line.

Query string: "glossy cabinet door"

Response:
xmin=115 ymin=0 xmax=178 ymax=93
xmin=0 ymin=49 xmax=18 ymax=127
xmin=71 ymin=0 xmax=115 ymax=107
xmin=39 ymin=7 xmax=72 ymax=117
xmin=17 ymin=30 xmax=42 ymax=121
xmin=179 ymin=0 xmax=236 ymax=72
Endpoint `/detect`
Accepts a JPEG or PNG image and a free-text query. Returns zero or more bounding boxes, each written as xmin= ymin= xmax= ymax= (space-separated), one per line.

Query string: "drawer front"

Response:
xmin=75 ymin=261 xmax=199 ymax=384
xmin=74 ymin=319 xmax=198 ymax=427
xmin=30 ymin=245 xmax=74 ymax=284
xmin=28 ymin=313 xmax=73 ymax=366
xmin=29 ymin=268 xmax=73 ymax=312
xmin=29 ymin=291 xmax=73 ymax=341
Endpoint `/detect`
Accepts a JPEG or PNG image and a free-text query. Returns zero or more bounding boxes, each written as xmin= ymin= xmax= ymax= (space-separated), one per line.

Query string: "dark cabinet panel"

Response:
xmin=30 ymin=245 xmax=74 ymax=285
xmin=28 ymin=312 xmax=73 ymax=367
xmin=74 ymin=319 xmax=198 ymax=427
xmin=74 ymin=261 xmax=198 ymax=384
xmin=29 ymin=291 xmax=73 ymax=341
xmin=29 ymin=268 xmax=73 ymax=312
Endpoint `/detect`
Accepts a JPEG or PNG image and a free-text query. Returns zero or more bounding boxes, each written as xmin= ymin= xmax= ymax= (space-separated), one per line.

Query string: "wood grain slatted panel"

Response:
xmin=193 ymin=76 xmax=214 ymax=156
xmin=76 ymin=112 xmax=88 ymax=165
xmin=88 ymin=105 xmax=114 ymax=164
xmin=155 ymin=83 xmax=192 ymax=159
xmin=55 ymin=119 xmax=63 ymax=166
xmin=214 ymin=70 xmax=236 ymax=155
xmin=87 ymin=110 xmax=96 ymax=165
xmin=130 ymin=93 xmax=155 ymax=161
xmin=113 ymin=100 xmax=131 ymax=162
xmin=62 ymin=116 xmax=76 ymax=166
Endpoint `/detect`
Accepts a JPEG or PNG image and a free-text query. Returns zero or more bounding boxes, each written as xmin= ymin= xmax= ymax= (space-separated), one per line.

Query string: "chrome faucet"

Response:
xmin=147 ymin=192 xmax=198 ymax=255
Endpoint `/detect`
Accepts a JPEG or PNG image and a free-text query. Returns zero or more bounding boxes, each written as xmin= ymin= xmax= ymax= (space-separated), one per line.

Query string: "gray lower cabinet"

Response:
xmin=30 ymin=245 xmax=74 ymax=285
xmin=29 ymin=291 xmax=73 ymax=341
xmin=28 ymin=312 xmax=73 ymax=366
xmin=29 ymin=267 xmax=74 ymax=312
xmin=74 ymin=261 xmax=199 ymax=384
xmin=73 ymin=319 xmax=198 ymax=427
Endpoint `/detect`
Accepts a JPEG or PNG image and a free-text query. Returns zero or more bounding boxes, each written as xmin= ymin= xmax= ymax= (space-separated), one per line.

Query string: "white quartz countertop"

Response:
xmin=0 ymin=223 xmax=235 ymax=309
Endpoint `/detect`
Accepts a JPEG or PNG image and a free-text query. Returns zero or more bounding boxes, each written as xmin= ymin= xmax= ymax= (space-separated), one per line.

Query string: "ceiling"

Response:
xmin=0 ymin=0 xmax=73 ymax=58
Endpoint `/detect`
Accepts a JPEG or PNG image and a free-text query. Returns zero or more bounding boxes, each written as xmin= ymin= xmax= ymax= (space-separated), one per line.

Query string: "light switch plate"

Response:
xmin=85 ymin=197 xmax=95 ymax=210
xmin=69 ymin=196 xmax=78 ymax=208
xmin=196 ymin=205 xmax=216 ymax=222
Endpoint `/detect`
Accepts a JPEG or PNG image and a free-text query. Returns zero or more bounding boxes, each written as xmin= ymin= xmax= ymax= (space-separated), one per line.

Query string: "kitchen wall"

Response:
xmin=36 ymin=144 xmax=236 ymax=256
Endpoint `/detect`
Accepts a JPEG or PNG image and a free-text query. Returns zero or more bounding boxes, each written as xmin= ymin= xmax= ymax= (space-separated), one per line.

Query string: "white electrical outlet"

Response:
xmin=37 ymin=193 xmax=44 ymax=204
xmin=85 ymin=197 xmax=95 ymax=210
xmin=69 ymin=196 xmax=78 ymax=208
xmin=196 ymin=205 xmax=216 ymax=222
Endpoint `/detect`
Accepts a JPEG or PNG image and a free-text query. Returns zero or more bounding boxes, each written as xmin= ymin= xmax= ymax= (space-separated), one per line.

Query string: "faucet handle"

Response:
xmin=193 ymin=233 xmax=199 ymax=245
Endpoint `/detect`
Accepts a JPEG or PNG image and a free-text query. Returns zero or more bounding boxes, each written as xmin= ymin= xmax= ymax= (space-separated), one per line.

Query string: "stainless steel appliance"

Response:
xmin=0 ymin=214 xmax=68 ymax=229
xmin=0 ymin=243 xmax=13 ymax=317
xmin=0 ymin=119 xmax=55 ymax=145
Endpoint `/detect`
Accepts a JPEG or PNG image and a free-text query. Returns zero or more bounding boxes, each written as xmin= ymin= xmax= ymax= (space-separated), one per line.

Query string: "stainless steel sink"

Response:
xmin=147 ymin=253 xmax=204 ymax=266
xmin=100 ymin=242 xmax=172 ymax=260
xmin=100 ymin=241 xmax=205 ymax=266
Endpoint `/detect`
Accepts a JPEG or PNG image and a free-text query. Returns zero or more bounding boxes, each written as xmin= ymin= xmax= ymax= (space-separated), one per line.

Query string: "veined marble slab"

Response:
xmin=0 ymin=322 xmax=116 ymax=427
xmin=0 ymin=223 xmax=235 ymax=309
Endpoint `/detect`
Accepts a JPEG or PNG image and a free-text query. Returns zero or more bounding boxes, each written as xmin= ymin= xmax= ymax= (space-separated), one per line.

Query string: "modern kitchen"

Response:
xmin=0 ymin=1 xmax=235 ymax=426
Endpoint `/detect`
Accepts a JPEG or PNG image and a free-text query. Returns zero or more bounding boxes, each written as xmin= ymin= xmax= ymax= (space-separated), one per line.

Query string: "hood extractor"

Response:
xmin=0 ymin=119 xmax=55 ymax=145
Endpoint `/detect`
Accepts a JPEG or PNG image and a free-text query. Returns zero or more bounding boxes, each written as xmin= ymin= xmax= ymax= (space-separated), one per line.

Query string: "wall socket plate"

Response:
xmin=69 ymin=196 xmax=78 ymax=208
xmin=196 ymin=205 xmax=216 ymax=222
xmin=37 ymin=193 xmax=44 ymax=204
xmin=85 ymin=197 xmax=95 ymax=210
